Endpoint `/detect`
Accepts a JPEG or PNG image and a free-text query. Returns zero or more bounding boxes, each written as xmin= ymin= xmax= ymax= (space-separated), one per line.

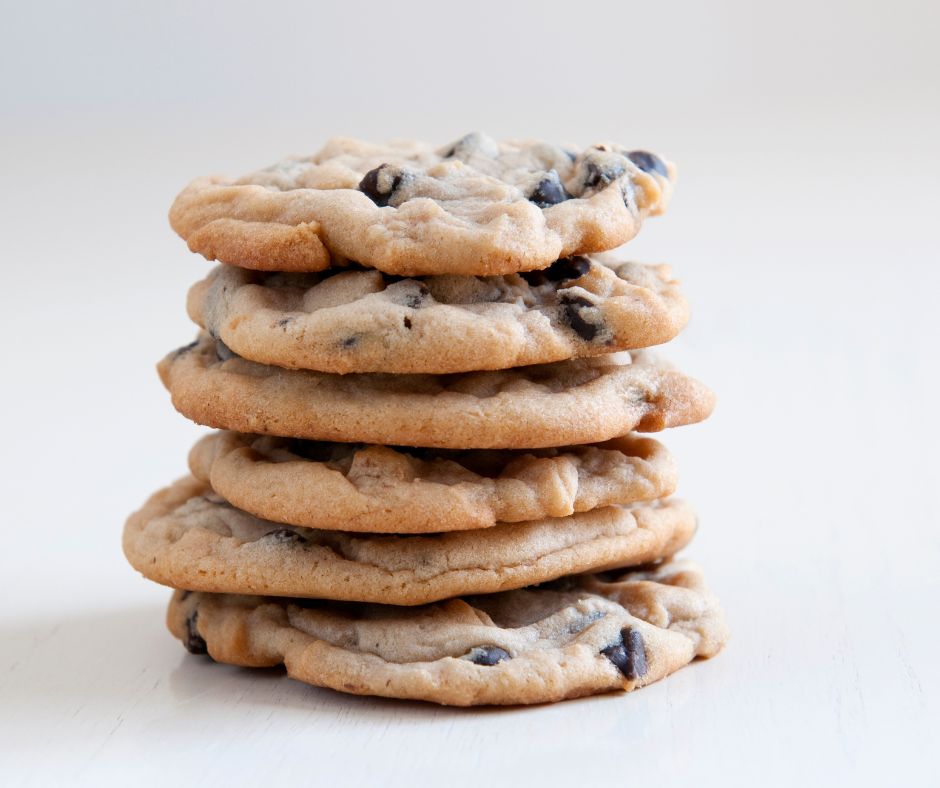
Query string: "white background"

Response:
xmin=1 ymin=1 xmax=938 ymax=785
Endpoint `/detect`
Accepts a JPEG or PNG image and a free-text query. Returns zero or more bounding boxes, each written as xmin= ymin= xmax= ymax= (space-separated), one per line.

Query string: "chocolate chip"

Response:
xmin=469 ymin=646 xmax=511 ymax=666
xmin=404 ymin=285 xmax=429 ymax=309
xmin=521 ymin=256 xmax=592 ymax=286
xmin=390 ymin=282 xmax=429 ymax=309
xmin=180 ymin=590 xmax=193 ymax=601
xmin=601 ymin=626 xmax=648 ymax=680
xmin=359 ymin=164 xmax=405 ymax=208
xmin=275 ymin=316 xmax=294 ymax=328
xmin=557 ymin=256 xmax=592 ymax=279
xmin=263 ymin=529 xmax=308 ymax=545
xmin=215 ymin=339 xmax=240 ymax=362
xmin=526 ymin=171 xmax=571 ymax=208
xmin=184 ymin=610 xmax=208 ymax=655
xmin=559 ymin=292 xmax=600 ymax=341
xmin=626 ymin=150 xmax=669 ymax=178
xmin=403 ymin=316 xmax=412 ymax=329
xmin=340 ymin=335 xmax=359 ymax=349
xmin=578 ymin=152 xmax=627 ymax=192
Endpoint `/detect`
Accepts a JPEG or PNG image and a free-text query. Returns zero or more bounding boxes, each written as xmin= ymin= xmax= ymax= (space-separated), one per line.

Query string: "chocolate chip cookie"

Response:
xmin=187 ymin=256 xmax=689 ymax=374
xmin=169 ymin=133 xmax=675 ymax=277
xmin=158 ymin=334 xmax=715 ymax=449
xmin=167 ymin=558 xmax=728 ymax=705
xmin=189 ymin=432 xmax=678 ymax=532
xmin=124 ymin=476 xmax=697 ymax=605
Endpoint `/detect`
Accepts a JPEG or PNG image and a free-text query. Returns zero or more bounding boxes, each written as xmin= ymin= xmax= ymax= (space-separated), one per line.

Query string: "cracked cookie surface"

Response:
xmin=125 ymin=476 xmax=697 ymax=605
xmin=189 ymin=432 xmax=678 ymax=532
xmin=169 ymin=133 xmax=675 ymax=277
xmin=167 ymin=558 xmax=727 ymax=705
xmin=188 ymin=255 xmax=689 ymax=374
xmin=158 ymin=334 xmax=715 ymax=449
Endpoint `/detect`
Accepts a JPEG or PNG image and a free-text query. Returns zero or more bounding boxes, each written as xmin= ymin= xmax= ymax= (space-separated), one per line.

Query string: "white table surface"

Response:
xmin=1 ymin=93 xmax=938 ymax=786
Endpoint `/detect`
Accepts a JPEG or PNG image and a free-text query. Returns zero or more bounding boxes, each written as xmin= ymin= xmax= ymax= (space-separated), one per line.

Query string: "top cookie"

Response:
xmin=169 ymin=133 xmax=675 ymax=277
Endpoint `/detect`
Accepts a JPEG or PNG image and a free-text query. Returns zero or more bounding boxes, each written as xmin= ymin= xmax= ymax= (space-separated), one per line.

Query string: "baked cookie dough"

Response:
xmin=167 ymin=558 xmax=728 ymax=705
xmin=158 ymin=334 xmax=715 ymax=449
xmin=169 ymin=133 xmax=675 ymax=277
xmin=188 ymin=255 xmax=689 ymax=374
xmin=124 ymin=476 xmax=697 ymax=605
xmin=189 ymin=432 xmax=678 ymax=532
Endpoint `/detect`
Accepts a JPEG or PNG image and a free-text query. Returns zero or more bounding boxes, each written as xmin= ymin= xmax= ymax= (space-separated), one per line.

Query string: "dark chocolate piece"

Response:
xmin=184 ymin=610 xmax=209 ymax=655
xmin=626 ymin=150 xmax=669 ymax=178
xmin=520 ymin=256 xmax=592 ymax=286
xmin=601 ymin=626 xmax=648 ymax=680
xmin=580 ymin=153 xmax=626 ymax=191
xmin=263 ymin=529 xmax=308 ymax=545
xmin=559 ymin=293 xmax=600 ymax=341
xmin=469 ymin=646 xmax=511 ymax=666
xmin=359 ymin=165 xmax=405 ymax=208
xmin=527 ymin=171 xmax=571 ymax=208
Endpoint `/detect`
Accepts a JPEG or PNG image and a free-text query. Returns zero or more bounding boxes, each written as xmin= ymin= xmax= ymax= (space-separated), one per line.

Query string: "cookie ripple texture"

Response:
xmin=158 ymin=335 xmax=715 ymax=449
xmin=167 ymin=558 xmax=728 ymax=706
xmin=189 ymin=432 xmax=678 ymax=533
xmin=124 ymin=477 xmax=698 ymax=606
xmin=188 ymin=255 xmax=690 ymax=374
xmin=169 ymin=133 xmax=676 ymax=277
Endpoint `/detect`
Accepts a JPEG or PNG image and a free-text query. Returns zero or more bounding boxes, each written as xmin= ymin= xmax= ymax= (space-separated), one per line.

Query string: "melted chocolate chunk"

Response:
xmin=184 ymin=610 xmax=208 ymax=655
xmin=404 ymin=285 xmax=429 ymax=309
xmin=626 ymin=150 xmax=669 ymax=178
xmin=601 ymin=626 xmax=648 ymax=680
xmin=581 ymin=154 xmax=626 ymax=191
xmin=469 ymin=645 xmax=511 ymax=666
xmin=559 ymin=292 xmax=599 ymax=341
xmin=527 ymin=171 xmax=571 ymax=208
xmin=263 ymin=529 xmax=308 ymax=545
xmin=340 ymin=335 xmax=359 ymax=349
xmin=275 ymin=316 xmax=294 ymax=328
xmin=359 ymin=165 xmax=405 ymax=208
xmin=521 ymin=256 xmax=592 ymax=286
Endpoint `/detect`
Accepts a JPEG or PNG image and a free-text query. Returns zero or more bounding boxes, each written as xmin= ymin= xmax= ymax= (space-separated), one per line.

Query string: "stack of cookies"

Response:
xmin=124 ymin=133 xmax=729 ymax=706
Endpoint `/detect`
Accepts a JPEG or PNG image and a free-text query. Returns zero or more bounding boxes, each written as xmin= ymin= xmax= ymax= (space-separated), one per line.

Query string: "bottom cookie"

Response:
xmin=167 ymin=559 xmax=729 ymax=706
